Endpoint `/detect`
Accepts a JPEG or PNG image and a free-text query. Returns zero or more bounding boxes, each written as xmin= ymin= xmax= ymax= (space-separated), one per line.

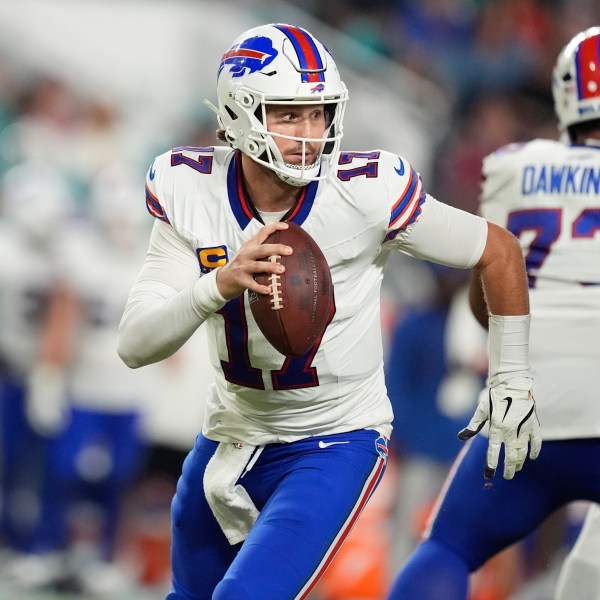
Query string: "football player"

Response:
xmin=555 ymin=502 xmax=600 ymax=599
xmin=388 ymin=26 xmax=600 ymax=600
xmin=21 ymin=163 xmax=153 ymax=591
xmin=117 ymin=23 xmax=539 ymax=600
xmin=0 ymin=161 xmax=74 ymax=580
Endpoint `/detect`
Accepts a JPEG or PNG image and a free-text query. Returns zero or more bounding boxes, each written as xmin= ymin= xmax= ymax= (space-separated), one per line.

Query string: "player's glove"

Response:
xmin=458 ymin=376 xmax=541 ymax=480
xmin=26 ymin=363 xmax=70 ymax=438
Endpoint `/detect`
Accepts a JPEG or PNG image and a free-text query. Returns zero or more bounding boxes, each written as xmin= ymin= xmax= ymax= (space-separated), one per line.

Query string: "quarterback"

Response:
xmin=118 ymin=23 xmax=539 ymax=600
xmin=388 ymin=27 xmax=600 ymax=600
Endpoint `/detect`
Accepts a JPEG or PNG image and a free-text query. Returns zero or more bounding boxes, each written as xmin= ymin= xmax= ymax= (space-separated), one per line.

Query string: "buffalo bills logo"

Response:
xmin=375 ymin=435 xmax=388 ymax=463
xmin=218 ymin=36 xmax=278 ymax=78
xmin=310 ymin=83 xmax=325 ymax=93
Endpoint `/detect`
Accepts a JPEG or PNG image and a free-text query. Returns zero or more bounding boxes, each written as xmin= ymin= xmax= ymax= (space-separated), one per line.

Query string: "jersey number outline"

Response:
xmin=171 ymin=147 xmax=214 ymax=174
xmin=507 ymin=207 xmax=600 ymax=287
xmin=217 ymin=296 xmax=335 ymax=390
xmin=337 ymin=151 xmax=380 ymax=181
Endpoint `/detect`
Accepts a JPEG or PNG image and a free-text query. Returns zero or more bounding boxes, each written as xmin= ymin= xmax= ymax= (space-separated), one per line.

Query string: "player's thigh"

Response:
xmin=427 ymin=435 xmax=560 ymax=570
xmin=169 ymin=434 xmax=239 ymax=599
xmin=214 ymin=429 xmax=388 ymax=600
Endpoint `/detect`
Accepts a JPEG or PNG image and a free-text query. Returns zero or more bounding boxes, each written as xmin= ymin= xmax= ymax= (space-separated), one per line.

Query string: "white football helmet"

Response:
xmin=553 ymin=27 xmax=600 ymax=132
xmin=204 ymin=23 xmax=348 ymax=187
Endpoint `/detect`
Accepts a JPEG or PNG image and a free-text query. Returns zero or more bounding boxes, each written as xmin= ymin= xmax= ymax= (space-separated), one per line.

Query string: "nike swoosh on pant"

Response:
xmin=318 ymin=441 xmax=350 ymax=449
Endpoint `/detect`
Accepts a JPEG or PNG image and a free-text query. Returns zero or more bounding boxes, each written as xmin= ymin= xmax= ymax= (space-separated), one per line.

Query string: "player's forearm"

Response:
xmin=476 ymin=222 xmax=529 ymax=317
xmin=118 ymin=272 xmax=225 ymax=368
xmin=475 ymin=222 xmax=531 ymax=385
xmin=468 ymin=271 xmax=488 ymax=329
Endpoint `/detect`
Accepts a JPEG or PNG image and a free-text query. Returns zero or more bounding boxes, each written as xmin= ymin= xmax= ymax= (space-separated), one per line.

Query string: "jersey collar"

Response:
xmin=227 ymin=151 xmax=319 ymax=229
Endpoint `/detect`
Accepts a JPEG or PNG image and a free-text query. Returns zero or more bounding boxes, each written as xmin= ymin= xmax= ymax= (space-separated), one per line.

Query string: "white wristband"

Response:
xmin=488 ymin=314 xmax=531 ymax=387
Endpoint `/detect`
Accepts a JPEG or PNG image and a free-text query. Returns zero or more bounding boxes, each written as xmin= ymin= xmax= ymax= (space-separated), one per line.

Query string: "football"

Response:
xmin=249 ymin=223 xmax=333 ymax=357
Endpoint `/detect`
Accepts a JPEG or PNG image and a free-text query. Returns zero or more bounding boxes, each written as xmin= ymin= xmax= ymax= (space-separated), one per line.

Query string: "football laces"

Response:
xmin=268 ymin=255 xmax=283 ymax=310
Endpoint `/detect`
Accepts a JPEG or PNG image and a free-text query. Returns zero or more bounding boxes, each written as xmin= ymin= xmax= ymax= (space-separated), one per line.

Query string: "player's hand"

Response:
xmin=458 ymin=378 xmax=541 ymax=480
xmin=25 ymin=363 xmax=70 ymax=438
xmin=216 ymin=222 xmax=292 ymax=300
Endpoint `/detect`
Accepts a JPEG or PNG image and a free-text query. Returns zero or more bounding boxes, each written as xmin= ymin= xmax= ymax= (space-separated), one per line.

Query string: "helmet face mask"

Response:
xmin=205 ymin=23 xmax=348 ymax=186
xmin=553 ymin=27 xmax=600 ymax=134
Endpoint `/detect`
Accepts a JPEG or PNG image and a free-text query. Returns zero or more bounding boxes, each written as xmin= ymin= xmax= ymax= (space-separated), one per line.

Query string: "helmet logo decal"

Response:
xmin=576 ymin=35 xmax=600 ymax=101
xmin=274 ymin=24 xmax=326 ymax=83
xmin=310 ymin=83 xmax=325 ymax=93
xmin=219 ymin=36 xmax=278 ymax=78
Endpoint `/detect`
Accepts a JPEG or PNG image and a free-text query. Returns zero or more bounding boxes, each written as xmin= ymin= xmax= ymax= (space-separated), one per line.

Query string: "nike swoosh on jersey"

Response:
xmin=149 ymin=163 xmax=156 ymax=180
xmin=394 ymin=157 xmax=405 ymax=176
xmin=318 ymin=440 xmax=350 ymax=449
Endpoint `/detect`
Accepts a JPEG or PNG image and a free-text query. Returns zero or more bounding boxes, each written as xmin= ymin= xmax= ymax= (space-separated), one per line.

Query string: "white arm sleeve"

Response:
xmin=118 ymin=220 xmax=226 ymax=368
xmin=394 ymin=196 xmax=488 ymax=268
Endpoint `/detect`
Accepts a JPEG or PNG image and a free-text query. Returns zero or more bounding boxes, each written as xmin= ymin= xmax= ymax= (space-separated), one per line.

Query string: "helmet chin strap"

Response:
xmin=275 ymin=154 xmax=322 ymax=187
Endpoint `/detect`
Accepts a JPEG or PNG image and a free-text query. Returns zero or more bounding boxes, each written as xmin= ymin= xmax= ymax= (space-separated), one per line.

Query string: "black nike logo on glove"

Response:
xmin=517 ymin=406 xmax=536 ymax=437
xmin=501 ymin=396 xmax=513 ymax=421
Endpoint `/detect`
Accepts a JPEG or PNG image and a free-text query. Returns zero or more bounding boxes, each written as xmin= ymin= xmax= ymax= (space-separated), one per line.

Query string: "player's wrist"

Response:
xmin=192 ymin=269 xmax=227 ymax=315
xmin=214 ymin=266 xmax=242 ymax=301
xmin=488 ymin=314 xmax=531 ymax=387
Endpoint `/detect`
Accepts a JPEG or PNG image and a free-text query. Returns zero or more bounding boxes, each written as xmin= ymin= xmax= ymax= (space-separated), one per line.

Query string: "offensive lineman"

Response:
xmin=117 ymin=23 xmax=539 ymax=600
xmin=388 ymin=27 xmax=600 ymax=600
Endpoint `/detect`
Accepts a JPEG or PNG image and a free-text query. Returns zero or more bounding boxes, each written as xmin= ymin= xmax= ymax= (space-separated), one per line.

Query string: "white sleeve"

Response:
xmin=117 ymin=220 xmax=226 ymax=368
xmin=393 ymin=195 xmax=488 ymax=268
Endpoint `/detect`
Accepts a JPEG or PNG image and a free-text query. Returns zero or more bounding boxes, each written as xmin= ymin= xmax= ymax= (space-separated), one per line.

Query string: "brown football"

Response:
xmin=249 ymin=223 xmax=333 ymax=357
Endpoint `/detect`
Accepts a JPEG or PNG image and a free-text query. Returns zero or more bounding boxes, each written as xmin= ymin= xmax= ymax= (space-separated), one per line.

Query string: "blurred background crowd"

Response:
xmin=0 ymin=0 xmax=598 ymax=599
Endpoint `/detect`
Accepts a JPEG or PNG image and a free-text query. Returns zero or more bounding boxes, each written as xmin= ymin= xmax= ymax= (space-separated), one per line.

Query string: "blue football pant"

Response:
xmin=167 ymin=429 xmax=388 ymax=600
xmin=388 ymin=434 xmax=600 ymax=600
xmin=45 ymin=407 xmax=147 ymax=559
xmin=0 ymin=375 xmax=51 ymax=552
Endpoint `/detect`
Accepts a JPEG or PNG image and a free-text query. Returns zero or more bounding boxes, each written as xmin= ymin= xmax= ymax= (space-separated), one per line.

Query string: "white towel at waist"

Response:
xmin=203 ymin=441 xmax=262 ymax=545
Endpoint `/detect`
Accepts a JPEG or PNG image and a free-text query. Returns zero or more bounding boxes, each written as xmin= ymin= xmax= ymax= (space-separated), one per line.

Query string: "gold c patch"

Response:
xmin=197 ymin=245 xmax=228 ymax=274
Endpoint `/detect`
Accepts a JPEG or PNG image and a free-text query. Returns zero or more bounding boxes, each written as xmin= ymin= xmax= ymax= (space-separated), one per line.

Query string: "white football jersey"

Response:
xmin=141 ymin=146 xmax=487 ymax=445
xmin=481 ymin=139 xmax=600 ymax=439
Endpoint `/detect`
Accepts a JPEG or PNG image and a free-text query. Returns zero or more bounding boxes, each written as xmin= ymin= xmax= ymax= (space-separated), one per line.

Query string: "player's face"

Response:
xmin=265 ymin=104 xmax=327 ymax=167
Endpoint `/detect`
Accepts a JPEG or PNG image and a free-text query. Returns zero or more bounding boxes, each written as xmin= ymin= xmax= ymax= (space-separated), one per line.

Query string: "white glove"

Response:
xmin=26 ymin=363 xmax=70 ymax=437
xmin=458 ymin=377 xmax=541 ymax=480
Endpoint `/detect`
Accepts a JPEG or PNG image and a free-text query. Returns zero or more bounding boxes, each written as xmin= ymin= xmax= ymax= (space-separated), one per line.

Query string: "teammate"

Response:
xmin=19 ymin=163 xmax=154 ymax=594
xmin=388 ymin=26 xmax=600 ymax=600
xmin=117 ymin=23 xmax=539 ymax=600
xmin=0 ymin=161 xmax=74 ymax=560
xmin=555 ymin=503 xmax=600 ymax=599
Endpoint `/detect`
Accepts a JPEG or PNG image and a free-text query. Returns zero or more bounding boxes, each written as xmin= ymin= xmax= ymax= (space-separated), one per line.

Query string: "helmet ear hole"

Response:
xmin=225 ymin=105 xmax=238 ymax=121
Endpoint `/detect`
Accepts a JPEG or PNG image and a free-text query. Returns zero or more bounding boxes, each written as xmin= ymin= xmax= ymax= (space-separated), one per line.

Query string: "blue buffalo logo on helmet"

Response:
xmin=218 ymin=36 xmax=278 ymax=78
